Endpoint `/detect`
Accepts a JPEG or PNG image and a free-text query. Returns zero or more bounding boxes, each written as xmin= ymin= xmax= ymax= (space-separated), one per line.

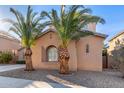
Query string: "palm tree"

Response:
xmin=41 ymin=5 xmax=105 ymax=74
xmin=7 ymin=6 xmax=45 ymax=71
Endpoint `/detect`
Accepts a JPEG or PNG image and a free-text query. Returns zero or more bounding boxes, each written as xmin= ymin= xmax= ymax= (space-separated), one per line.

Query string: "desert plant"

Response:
xmin=111 ymin=39 xmax=124 ymax=71
xmin=112 ymin=47 xmax=124 ymax=64
xmin=112 ymin=39 xmax=124 ymax=64
xmin=0 ymin=51 xmax=13 ymax=64
xmin=41 ymin=5 xmax=105 ymax=74
xmin=112 ymin=46 xmax=124 ymax=76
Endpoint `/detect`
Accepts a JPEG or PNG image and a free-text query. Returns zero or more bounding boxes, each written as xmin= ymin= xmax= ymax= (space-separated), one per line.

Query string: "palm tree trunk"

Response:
xmin=58 ymin=46 xmax=70 ymax=74
xmin=24 ymin=48 xmax=34 ymax=71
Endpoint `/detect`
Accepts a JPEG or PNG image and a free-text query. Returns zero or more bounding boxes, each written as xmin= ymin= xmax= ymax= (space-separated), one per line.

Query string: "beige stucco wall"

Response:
xmin=76 ymin=36 xmax=104 ymax=71
xmin=32 ymin=31 xmax=78 ymax=71
xmin=0 ymin=37 xmax=20 ymax=51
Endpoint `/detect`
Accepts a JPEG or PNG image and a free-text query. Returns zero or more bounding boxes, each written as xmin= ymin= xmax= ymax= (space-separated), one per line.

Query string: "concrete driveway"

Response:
xmin=0 ymin=64 xmax=25 ymax=72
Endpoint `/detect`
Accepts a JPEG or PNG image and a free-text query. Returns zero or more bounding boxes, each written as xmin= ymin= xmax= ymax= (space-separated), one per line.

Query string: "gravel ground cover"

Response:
xmin=0 ymin=69 xmax=123 ymax=88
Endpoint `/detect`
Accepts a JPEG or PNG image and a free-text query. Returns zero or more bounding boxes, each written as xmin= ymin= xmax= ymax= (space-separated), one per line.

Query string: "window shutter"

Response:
xmin=41 ymin=46 xmax=46 ymax=62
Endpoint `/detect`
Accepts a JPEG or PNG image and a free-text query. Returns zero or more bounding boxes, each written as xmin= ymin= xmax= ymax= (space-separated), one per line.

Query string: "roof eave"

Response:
xmin=79 ymin=30 xmax=108 ymax=38
xmin=93 ymin=32 xmax=108 ymax=38
xmin=36 ymin=29 xmax=56 ymax=39
xmin=36 ymin=29 xmax=108 ymax=40
xmin=109 ymin=31 xmax=124 ymax=42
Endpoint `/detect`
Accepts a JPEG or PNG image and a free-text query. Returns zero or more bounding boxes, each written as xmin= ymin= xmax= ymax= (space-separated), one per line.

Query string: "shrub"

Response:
xmin=111 ymin=46 xmax=124 ymax=69
xmin=112 ymin=47 xmax=124 ymax=63
xmin=16 ymin=60 xmax=25 ymax=64
xmin=110 ymin=39 xmax=124 ymax=69
xmin=0 ymin=51 xmax=13 ymax=64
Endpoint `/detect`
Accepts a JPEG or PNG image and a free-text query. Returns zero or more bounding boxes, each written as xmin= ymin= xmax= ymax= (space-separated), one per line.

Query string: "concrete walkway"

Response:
xmin=0 ymin=76 xmax=84 ymax=88
xmin=0 ymin=64 xmax=25 ymax=72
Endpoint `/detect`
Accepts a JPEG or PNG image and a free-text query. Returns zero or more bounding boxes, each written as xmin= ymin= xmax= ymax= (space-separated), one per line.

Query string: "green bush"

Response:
xmin=0 ymin=51 xmax=13 ymax=64
xmin=16 ymin=60 xmax=25 ymax=64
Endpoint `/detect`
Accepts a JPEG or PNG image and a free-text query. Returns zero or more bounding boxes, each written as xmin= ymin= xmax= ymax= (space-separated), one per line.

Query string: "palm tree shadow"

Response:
xmin=46 ymin=74 xmax=86 ymax=88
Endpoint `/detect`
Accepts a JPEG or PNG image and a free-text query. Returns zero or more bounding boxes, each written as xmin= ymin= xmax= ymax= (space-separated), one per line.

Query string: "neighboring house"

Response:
xmin=0 ymin=31 xmax=23 ymax=62
xmin=107 ymin=30 xmax=124 ymax=68
xmin=0 ymin=31 xmax=21 ymax=52
xmin=32 ymin=24 xmax=107 ymax=71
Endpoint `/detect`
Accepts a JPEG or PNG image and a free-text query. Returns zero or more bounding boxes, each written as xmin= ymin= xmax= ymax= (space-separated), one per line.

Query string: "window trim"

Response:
xmin=46 ymin=45 xmax=58 ymax=62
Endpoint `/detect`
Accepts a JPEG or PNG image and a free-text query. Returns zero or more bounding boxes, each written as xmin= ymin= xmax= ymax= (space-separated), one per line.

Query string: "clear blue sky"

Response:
xmin=0 ymin=5 xmax=124 ymax=43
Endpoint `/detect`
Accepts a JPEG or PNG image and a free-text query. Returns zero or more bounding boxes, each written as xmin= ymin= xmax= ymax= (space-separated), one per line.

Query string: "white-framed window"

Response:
xmin=47 ymin=46 xmax=58 ymax=61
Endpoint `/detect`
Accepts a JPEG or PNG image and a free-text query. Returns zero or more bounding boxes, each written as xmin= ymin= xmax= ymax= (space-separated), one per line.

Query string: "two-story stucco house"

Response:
xmin=0 ymin=31 xmax=21 ymax=52
xmin=107 ymin=30 xmax=124 ymax=68
xmin=32 ymin=23 xmax=107 ymax=72
xmin=0 ymin=31 xmax=24 ymax=62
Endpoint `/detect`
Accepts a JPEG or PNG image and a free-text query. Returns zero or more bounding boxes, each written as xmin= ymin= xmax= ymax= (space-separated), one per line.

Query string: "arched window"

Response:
xmin=47 ymin=46 xmax=58 ymax=61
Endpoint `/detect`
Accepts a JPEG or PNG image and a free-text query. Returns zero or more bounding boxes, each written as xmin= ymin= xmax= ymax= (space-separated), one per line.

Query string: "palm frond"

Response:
xmin=40 ymin=11 xmax=52 ymax=20
xmin=81 ymin=14 xmax=105 ymax=24
xmin=40 ymin=5 xmax=105 ymax=47
xmin=9 ymin=5 xmax=45 ymax=48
